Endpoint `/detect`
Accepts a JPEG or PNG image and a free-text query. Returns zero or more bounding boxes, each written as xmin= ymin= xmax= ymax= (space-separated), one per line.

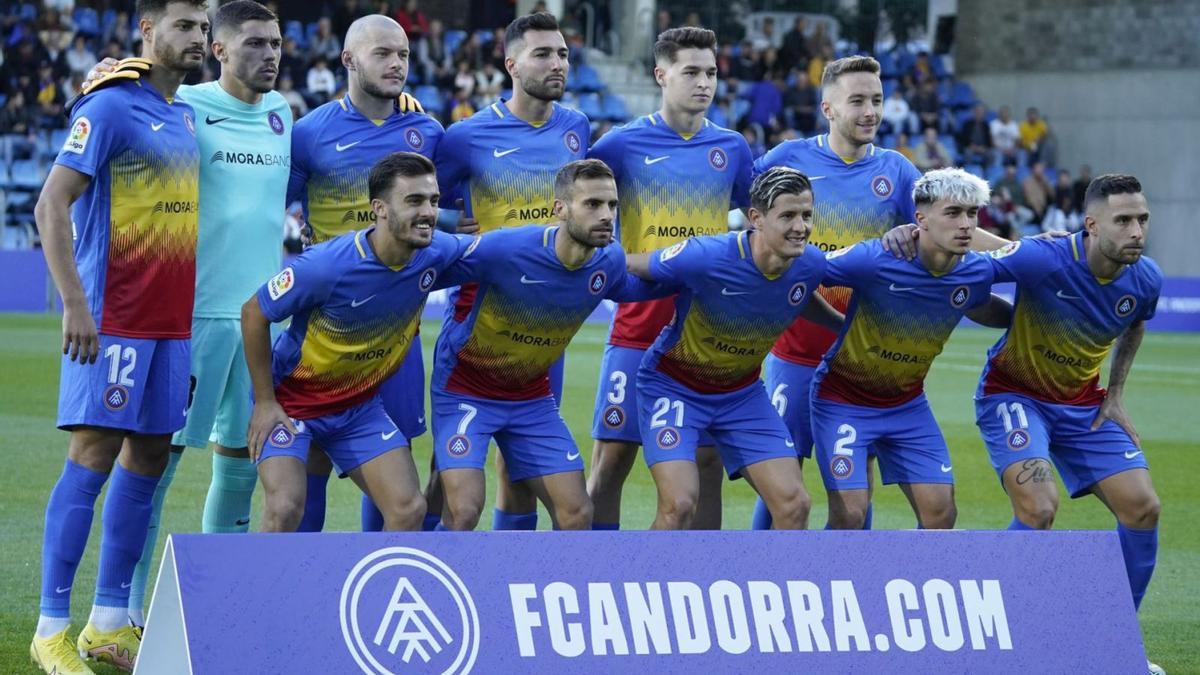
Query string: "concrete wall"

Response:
xmin=954 ymin=0 xmax=1200 ymax=276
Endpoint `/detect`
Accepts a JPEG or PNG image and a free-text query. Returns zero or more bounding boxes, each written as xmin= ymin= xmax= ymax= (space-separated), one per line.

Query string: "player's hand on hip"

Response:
xmin=62 ymin=301 xmax=99 ymax=364
xmin=83 ymin=57 xmax=120 ymax=89
xmin=454 ymin=198 xmax=480 ymax=235
xmin=881 ymin=223 xmax=919 ymax=259
xmin=247 ymin=401 xmax=296 ymax=462
xmin=1091 ymin=395 xmax=1141 ymax=448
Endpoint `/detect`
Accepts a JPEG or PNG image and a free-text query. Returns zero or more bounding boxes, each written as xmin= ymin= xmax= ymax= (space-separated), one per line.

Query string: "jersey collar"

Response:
xmin=816 ymin=133 xmax=876 ymax=164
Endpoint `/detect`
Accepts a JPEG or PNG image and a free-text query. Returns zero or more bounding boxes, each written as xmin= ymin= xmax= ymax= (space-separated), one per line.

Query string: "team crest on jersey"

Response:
xmin=102 ymin=384 xmax=129 ymax=411
xmin=447 ymin=434 xmax=471 ymax=456
xmin=63 ymin=116 xmax=91 ymax=154
xmin=656 ymin=427 xmax=681 ymax=449
xmin=419 ymin=268 xmax=438 ymax=292
xmin=1115 ymin=294 xmax=1137 ymax=318
xmin=267 ymin=267 xmax=295 ymax=300
xmin=990 ymin=240 xmax=1021 ymax=259
xmin=405 ymin=127 xmax=425 ymax=150
xmin=268 ymin=111 xmax=285 ymax=135
xmin=950 ymin=285 xmax=970 ymax=308
xmin=708 ymin=147 xmax=728 ymax=171
xmin=829 ymin=455 xmax=854 ymax=479
xmin=1006 ymin=428 xmax=1031 ymax=451
xmin=183 ymin=112 xmax=195 ymax=136
xmin=564 ymin=130 xmax=582 ymax=154
xmin=660 ymin=240 xmax=688 ymax=262
xmin=826 ymin=243 xmax=856 ymax=259
xmin=870 ymin=175 xmax=893 ymax=199
xmin=602 ymin=405 xmax=625 ymax=429
xmin=788 ymin=282 xmax=808 ymax=306
xmin=269 ymin=423 xmax=295 ymax=448
xmin=588 ymin=270 xmax=607 ymax=295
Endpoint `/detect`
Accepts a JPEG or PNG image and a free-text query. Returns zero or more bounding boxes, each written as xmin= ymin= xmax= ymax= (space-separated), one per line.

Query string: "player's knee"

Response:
xmin=1016 ymin=499 xmax=1057 ymax=529
xmin=828 ymin=500 xmax=867 ymax=529
xmin=382 ymin=493 xmax=427 ymax=531
xmin=1120 ymin=492 xmax=1161 ymax=529
xmin=920 ymin=500 xmax=957 ymax=529
xmin=770 ymin=486 xmax=812 ymax=528
xmin=554 ymin=497 xmax=593 ymax=530
xmin=263 ymin=491 xmax=305 ymax=531
xmin=444 ymin=498 xmax=483 ymax=531
xmin=658 ymin=492 xmax=697 ymax=528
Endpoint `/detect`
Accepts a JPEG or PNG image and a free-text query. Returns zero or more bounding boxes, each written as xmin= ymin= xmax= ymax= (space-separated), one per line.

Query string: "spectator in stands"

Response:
xmin=897 ymin=72 xmax=917 ymax=99
xmin=807 ymin=44 xmax=832 ymax=88
xmin=0 ymin=91 xmax=39 ymax=159
xmin=453 ymin=59 xmax=475 ymax=100
xmin=64 ymin=34 xmax=96 ymax=79
xmin=741 ymin=74 xmax=784 ymax=134
xmin=1021 ymin=160 xmax=1054 ymax=223
xmin=34 ymin=62 xmax=63 ymax=127
xmin=1019 ymin=106 xmax=1048 ymax=160
xmin=417 ymin=19 xmax=453 ymax=88
xmin=455 ymin=30 xmax=484 ymax=70
xmin=1054 ymin=168 xmax=1073 ymax=207
xmin=778 ymin=17 xmax=809 ymax=73
xmin=978 ymin=191 xmax=1016 ymax=240
xmin=1038 ymin=124 xmax=1058 ymax=168
xmin=1041 ymin=192 xmax=1083 ymax=233
xmin=912 ymin=51 xmax=935 ymax=83
xmin=101 ymin=38 xmax=124 ymax=61
xmin=102 ymin=10 xmax=133 ymax=52
xmin=957 ymin=102 xmax=992 ymax=166
xmin=760 ymin=48 xmax=782 ymax=80
xmin=486 ymin=27 xmax=507 ymax=72
xmin=989 ymin=105 xmax=1020 ymax=162
xmin=716 ymin=43 xmax=733 ymax=80
xmin=306 ymin=55 xmax=337 ymax=104
xmin=995 ymin=163 xmax=1026 ymax=211
xmin=394 ymin=0 xmax=429 ymax=41
xmin=1072 ymin=164 xmax=1092 ymax=211
xmin=783 ymin=70 xmax=818 ymax=135
xmin=912 ymin=79 xmax=941 ymax=131
xmin=806 ymin=22 xmax=832 ymax=60
xmin=475 ymin=60 xmax=504 ymax=105
xmin=277 ymin=74 xmax=308 ymax=119
xmin=733 ymin=40 xmax=763 ymax=81
xmin=895 ymin=132 xmax=917 ymax=162
xmin=913 ymin=126 xmax=952 ymax=171
xmin=450 ymin=88 xmax=474 ymax=122
xmin=308 ymin=17 xmax=342 ymax=64
xmin=742 ymin=124 xmax=766 ymax=158
xmin=882 ymin=88 xmax=916 ymax=136
xmin=332 ymin=0 xmax=370 ymax=37
xmin=751 ymin=17 xmax=778 ymax=51
xmin=995 ymin=184 xmax=1034 ymax=234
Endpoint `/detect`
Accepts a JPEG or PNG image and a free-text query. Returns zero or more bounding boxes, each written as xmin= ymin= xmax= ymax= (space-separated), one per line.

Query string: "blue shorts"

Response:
xmin=258 ymin=396 xmax=405 ymax=475
xmin=812 ymin=395 xmax=952 ymax=491
xmin=172 ymin=318 xmax=250 ymax=449
xmin=637 ymin=369 xmax=794 ymax=478
xmin=762 ymin=353 xmax=815 ymax=459
xmin=976 ymin=393 xmax=1149 ymax=498
xmin=431 ymin=390 xmax=583 ymax=481
xmin=378 ymin=340 xmax=427 ymax=440
xmin=58 ymin=334 xmax=190 ymax=435
xmin=592 ymin=344 xmax=714 ymax=446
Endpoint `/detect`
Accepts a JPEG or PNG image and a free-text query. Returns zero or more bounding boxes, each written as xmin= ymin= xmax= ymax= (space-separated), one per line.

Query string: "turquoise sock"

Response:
xmin=128 ymin=452 xmax=180 ymax=621
xmin=202 ymin=453 xmax=258 ymax=533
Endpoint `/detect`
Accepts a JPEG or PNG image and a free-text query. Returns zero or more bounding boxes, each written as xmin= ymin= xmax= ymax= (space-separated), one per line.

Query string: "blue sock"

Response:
xmin=297 ymin=473 xmax=329 ymax=532
xmin=202 ymin=453 xmax=258 ymax=533
xmin=422 ymin=512 xmax=441 ymax=531
xmin=861 ymin=504 xmax=873 ymax=530
xmin=492 ymin=508 xmax=537 ymax=530
xmin=40 ymin=460 xmax=107 ymax=618
xmin=434 ymin=522 xmax=449 ymax=531
xmin=1117 ymin=522 xmax=1158 ymax=610
xmin=95 ymin=465 xmax=160 ymax=609
xmin=592 ymin=521 xmax=619 ymax=530
xmin=361 ymin=494 xmax=384 ymax=532
xmin=751 ymin=497 xmax=773 ymax=530
xmin=129 ymin=452 xmax=180 ymax=619
xmin=1008 ymin=516 xmax=1035 ymax=531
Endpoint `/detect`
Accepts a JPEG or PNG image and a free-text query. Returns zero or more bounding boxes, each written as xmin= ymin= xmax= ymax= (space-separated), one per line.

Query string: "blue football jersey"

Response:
xmin=643 ymin=231 xmax=827 ymax=393
xmin=287 ymin=95 xmax=444 ymax=242
xmin=980 ymin=233 xmax=1162 ymax=406
xmin=813 ymin=240 xmax=995 ymax=407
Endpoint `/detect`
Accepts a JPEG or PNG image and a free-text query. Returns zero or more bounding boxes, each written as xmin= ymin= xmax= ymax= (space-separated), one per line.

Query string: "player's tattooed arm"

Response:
xmin=1092 ymin=319 xmax=1146 ymax=447
xmin=625 ymin=252 xmax=653 ymax=281
xmin=800 ymin=292 xmax=844 ymax=332
xmin=965 ymin=293 xmax=1013 ymax=329
xmin=241 ymin=296 xmax=297 ymax=460
xmin=36 ymin=165 xmax=98 ymax=363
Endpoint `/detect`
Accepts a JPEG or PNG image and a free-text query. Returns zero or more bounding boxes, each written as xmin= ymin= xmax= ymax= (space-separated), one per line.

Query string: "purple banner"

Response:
xmin=138 ymin=531 xmax=1145 ymax=674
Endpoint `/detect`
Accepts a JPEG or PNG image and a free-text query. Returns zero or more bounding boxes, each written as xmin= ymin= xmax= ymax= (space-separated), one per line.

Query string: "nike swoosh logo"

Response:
xmin=150 ymin=122 xmax=165 ymax=131
xmin=566 ymin=450 xmax=581 ymax=461
xmin=520 ymin=275 xmax=547 ymax=284
xmin=121 ymin=581 xmax=133 ymax=589
xmin=55 ymin=586 xmax=71 ymax=593
xmin=382 ymin=429 xmax=399 ymax=441
xmin=493 ymin=147 xmax=519 ymax=158
xmin=785 ymin=439 xmax=795 ymax=448
xmin=1124 ymin=450 xmax=1143 ymax=459
xmin=417 ymin=416 xmax=425 ymax=424
xmin=644 ymin=155 xmax=669 ymax=165
xmin=721 ymin=288 xmax=749 ymax=296
xmin=889 ymin=283 xmax=916 ymax=292
xmin=205 ymin=115 xmax=230 ymax=125
xmin=809 ymin=176 xmax=827 ymax=180
xmin=235 ymin=518 xmax=251 ymax=526
xmin=1056 ymin=290 xmax=1082 ymax=300
xmin=350 ymin=295 xmax=376 ymax=307
xmin=336 ymin=141 xmax=361 ymax=152
xmin=940 ymin=464 xmax=953 ymax=472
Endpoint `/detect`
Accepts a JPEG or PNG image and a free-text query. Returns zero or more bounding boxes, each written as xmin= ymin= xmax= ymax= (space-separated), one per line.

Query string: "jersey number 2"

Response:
xmin=104 ymin=344 xmax=136 ymax=387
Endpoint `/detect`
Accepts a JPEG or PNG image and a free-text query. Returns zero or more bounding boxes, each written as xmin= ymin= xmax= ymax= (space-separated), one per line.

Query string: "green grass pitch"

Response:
xmin=1 ymin=312 xmax=1196 ymax=672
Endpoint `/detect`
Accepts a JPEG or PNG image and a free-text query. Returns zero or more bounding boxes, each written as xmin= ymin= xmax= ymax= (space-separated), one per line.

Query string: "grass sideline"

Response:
xmin=1 ymin=312 xmax=1196 ymax=673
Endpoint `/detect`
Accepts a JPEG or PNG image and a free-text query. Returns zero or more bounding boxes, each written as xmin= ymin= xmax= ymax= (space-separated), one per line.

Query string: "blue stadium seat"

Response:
xmin=19 ymin=3 xmax=37 ymax=21
xmin=49 ymin=128 xmax=68 ymax=150
xmin=706 ymin=106 xmax=729 ymax=128
xmin=101 ymin=9 xmax=117 ymax=36
xmin=601 ymin=94 xmax=629 ymax=122
xmin=567 ymin=64 xmax=604 ymax=93
xmin=0 ymin=94 xmax=6 ymax=109
xmin=285 ymin=20 xmax=306 ymax=47
xmin=444 ymin=30 xmax=467 ymax=55
xmin=931 ymin=54 xmax=949 ymax=79
xmin=732 ymin=98 xmax=750 ymax=125
xmin=877 ymin=51 xmax=900 ymax=78
xmin=882 ymin=78 xmax=898 ymax=99
xmin=1044 ymin=168 xmax=1058 ymax=185
xmin=949 ymin=81 xmax=976 ymax=109
xmin=74 ymin=8 xmax=100 ymax=36
xmin=577 ymin=92 xmax=603 ymax=121
xmin=897 ymin=51 xmax=917 ymax=75
xmin=11 ymin=160 xmax=44 ymax=189
xmin=964 ymin=164 xmax=985 ymax=179
xmin=939 ymin=134 xmax=958 ymax=158
xmin=305 ymin=21 xmax=320 ymax=45
xmin=0 ymin=163 xmax=10 ymax=186
xmin=414 ymin=85 xmax=443 ymax=114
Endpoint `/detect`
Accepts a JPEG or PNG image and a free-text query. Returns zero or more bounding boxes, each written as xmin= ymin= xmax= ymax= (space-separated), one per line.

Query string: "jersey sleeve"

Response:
xmin=435 ymin=230 xmax=493 ymax=288
xmin=729 ymin=135 xmax=754 ymax=209
xmin=1139 ymin=261 xmax=1164 ymax=322
xmin=574 ymin=114 xmax=593 ymax=154
xmin=822 ymin=241 xmax=875 ymax=289
xmin=647 ymin=237 xmax=705 ymax=285
xmin=586 ymin=127 xmax=624 ymax=178
xmin=986 ymin=238 xmax=1052 ymax=285
xmin=54 ymin=91 xmax=131 ymax=178
xmin=751 ymin=139 xmax=792 ymax=180
xmin=285 ymin=119 xmax=311 ymax=207
xmin=434 ymin=120 xmax=472 ymax=209
xmin=255 ymin=247 xmax=338 ymax=322
xmin=894 ymin=158 xmax=921 ymax=224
